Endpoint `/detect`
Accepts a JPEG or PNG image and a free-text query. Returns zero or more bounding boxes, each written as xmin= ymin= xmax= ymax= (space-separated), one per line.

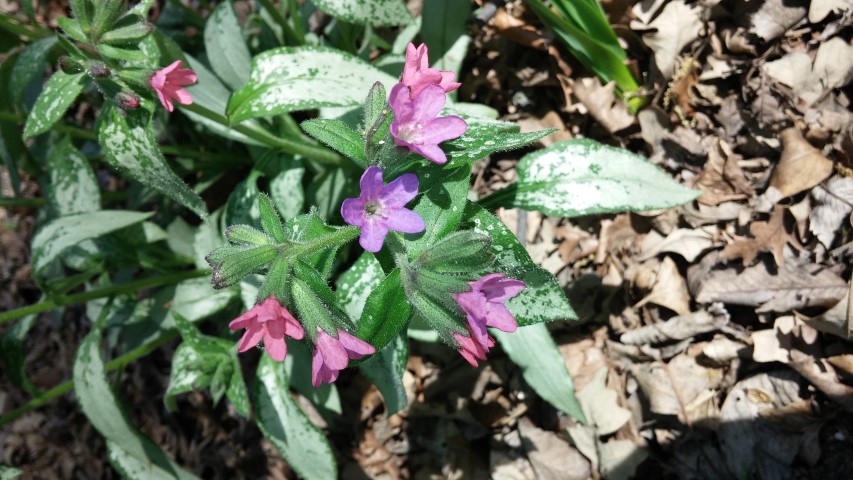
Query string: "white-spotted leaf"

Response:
xmin=23 ymin=71 xmax=88 ymax=138
xmin=312 ymin=0 xmax=412 ymax=26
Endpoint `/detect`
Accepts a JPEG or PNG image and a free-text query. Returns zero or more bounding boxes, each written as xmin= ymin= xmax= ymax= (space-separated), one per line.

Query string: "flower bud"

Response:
xmin=88 ymin=62 xmax=110 ymax=78
xmin=114 ymin=91 xmax=139 ymax=109
xmin=58 ymin=56 xmax=85 ymax=74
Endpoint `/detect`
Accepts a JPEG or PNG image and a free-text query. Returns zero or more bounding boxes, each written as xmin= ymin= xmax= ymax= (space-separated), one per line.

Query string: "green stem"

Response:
xmin=179 ymin=103 xmax=344 ymax=167
xmin=0 ymin=269 xmax=210 ymax=324
xmin=288 ymin=226 xmax=360 ymax=258
xmin=476 ymin=184 xmax=519 ymax=211
xmin=0 ymin=110 xmax=97 ymax=141
xmin=257 ymin=0 xmax=303 ymax=45
xmin=0 ymin=330 xmax=178 ymax=427
xmin=0 ymin=197 xmax=44 ymax=207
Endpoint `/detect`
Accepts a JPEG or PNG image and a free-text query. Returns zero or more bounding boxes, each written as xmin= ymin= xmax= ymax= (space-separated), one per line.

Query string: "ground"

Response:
xmin=2 ymin=0 xmax=853 ymax=479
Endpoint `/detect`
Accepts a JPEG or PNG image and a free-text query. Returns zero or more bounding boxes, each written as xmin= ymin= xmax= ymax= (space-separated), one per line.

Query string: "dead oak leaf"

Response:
xmin=694 ymin=139 xmax=753 ymax=205
xmin=770 ymin=128 xmax=834 ymax=197
xmin=721 ymin=205 xmax=796 ymax=266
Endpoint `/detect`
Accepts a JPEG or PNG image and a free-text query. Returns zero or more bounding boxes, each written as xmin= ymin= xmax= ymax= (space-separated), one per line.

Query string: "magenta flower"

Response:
xmin=311 ymin=328 xmax=376 ymax=387
xmin=402 ymin=43 xmax=461 ymax=99
xmin=453 ymin=274 xmax=525 ymax=352
xmin=229 ymin=296 xmax=305 ymax=362
xmin=389 ymin=83 xmax=467 ymax=164
xmin=341 ymin=165 xmax=425 ymax=252
xmin=148 ymin=60 xmax=197 ymax=112
xmin=453 ymin=329 xmax=495 ymax=367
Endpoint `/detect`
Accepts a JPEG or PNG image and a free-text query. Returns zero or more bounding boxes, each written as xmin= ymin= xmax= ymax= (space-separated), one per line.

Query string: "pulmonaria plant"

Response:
xmin=149 ymin=60 xmax=197 ymax=112
xmin=209 ymin=41 xmax=551 ymax=388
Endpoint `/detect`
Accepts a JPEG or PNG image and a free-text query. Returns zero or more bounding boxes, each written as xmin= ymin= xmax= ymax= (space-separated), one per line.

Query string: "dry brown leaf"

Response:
xmin=802 ymin=282 xmax=852 ymax=340
xmin=571 ymin=77 xmax=635 ymax=133
xmin=809 ymin=0 xmax=853 ymax=22
xmin=790 ymin=349 xmax=853 ymax=412
xmin=718 ymin=370 xmax=804 ymax=478
xmin=720 ymin=205 xmax=794 ymax=266
xmin=632 ymin=256 xmax=691 ymax=315
xmin=810 ymin=175 xmax=853 ymax=248
xmin=688 ymin=251 xmax=848 ymax=312
xmin=632 ymin=354 xmax=724 ymax=420
xmin=770 ymin=128 xmax=834 ymax=197
xmin=826 ymin=354 xmax=853 ymax=377
xmin=694 ymin=138 xmax=754 ymax=205
xmin=575 ymin=368 xmax=631 ymax=436
xmin=517 ymin=418 xmax=591 ymax=480
xmin=738 ymin=0 xmax=807 ymax=42
xmin=703 ymin=335 xmax=748 ymax=364
xmin=598 ymin=440 xmax=649 ymax=480
xmin=631 ymin=0 xmax=703 ymax=78
xmin=640 ymin=226 xmax=719 ymax=262
xmin=715 ymin=95 xmax=745 ymax=139
xmin=621 ymin=305 xmax=729 ymax=345
xmin=638 ymin=106 xmax=671 ymax=160
xmin=764 ymin=38 xmax=853 ymax=108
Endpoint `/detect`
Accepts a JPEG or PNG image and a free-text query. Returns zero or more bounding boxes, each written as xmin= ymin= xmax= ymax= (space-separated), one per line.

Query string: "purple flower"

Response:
xmin=453 ymin=274 xmax=525 ymax=352
xmin=229 ymin=296 xmax=305 ymax=362
xmin=402 ymin=43 xmax=461 ymax=99
xmin=453 ymin=329 xmax=495 ymax=367
xmin=389 ymin=83 xmax=467 ymax=164
xmin=341 ymin=166 xmax=425 ymax=252
xmin=311 ymin=328 xmax=376 ymax=387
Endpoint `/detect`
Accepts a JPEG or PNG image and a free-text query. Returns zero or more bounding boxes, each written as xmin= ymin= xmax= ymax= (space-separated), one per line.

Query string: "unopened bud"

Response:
xmin=58 ymin=56 xmax=84 ymax=74
xmin=115 ymin=92 xmax=140 ymax=109
xmin=89 ymin=62 xmax=110 ymax=78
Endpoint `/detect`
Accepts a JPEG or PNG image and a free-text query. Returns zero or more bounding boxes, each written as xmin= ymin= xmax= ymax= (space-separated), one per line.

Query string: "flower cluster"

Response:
xmin=230 ymin=296 xmax=375 ymax=386
xmin=149 ymin=60 xmax=197 ymax=112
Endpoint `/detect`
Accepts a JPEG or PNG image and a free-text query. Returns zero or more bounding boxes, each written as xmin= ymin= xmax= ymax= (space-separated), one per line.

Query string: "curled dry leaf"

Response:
xmin=640 ymin=226 xmax=719 ymax=263
xmin=517 ymin=418 xmax=591 ymax=480
xmin=571 ymin=77 xmax=635 ymax=134
xmin=621 ymin=303 xmax=729 ymax=345
xmin=631 ymin=353 xmax=724 ymax=421
xmin=703 ymin=335 xmax=749 ymax=364
xmin=694 ymin=138 xmax=754 ymax=205
xmin=770 ymin=128 xmax=834 ymax=198
xmin=737 ymin=0 xmax=807 ymax=42
xmin=632 ymin=256 xmax=691 ymax=315
xmin=631 ymin=0 xmax=703 ymax=79
xmin=688 ymin=251 xmax=848 ymax=312
xmin=764 ymin=38 xmax=853 ymax=108
xmin=720 ymin=204 xmax=795 ymax=266
xmin=810 ymin=175 xmax=853 ymax=248
xmin=790 ymin=348 xmax=853 ymax=412
xmin=809 ymin=0 xmax=853 ymax=22
xmin=802 ymin=281 xmax=852 ymax=340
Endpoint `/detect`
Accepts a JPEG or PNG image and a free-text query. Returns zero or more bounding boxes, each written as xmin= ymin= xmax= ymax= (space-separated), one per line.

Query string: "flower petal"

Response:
xmin=311 ymin=347 xmax=326 ymax=387
xmin=236 ymin=323 xmax=265 ymax=352
xmin=482 ymin=302 xmax=518 ymax=333
xmin=382 ymin=207 xmax=425 ymax=234
xmin=171 ymin=87 xmax=193 ymax=106
xmin=169 ymin=69 xmax=198 ymax=85
xmin=477 ymin=274 xmax=526 ymax=303
xmin=438 ymin=71 xmax=461 ymax=93
xmin=359 ymin=166 xmax=384 ymax=201
xmin=379 ymin=173 xmax=419 ymax=207
xmin=359 ymin=219 xmax=389 ymax=253
xmin=263 ymin=322 xmax=288 ymax=362
xmin=410 ymin=143 xmax=447 ymax=164
xmin=316 ymin=329 xmax=350 ymax=370
xmin=341 ymin=197 xmax=367 ymax=227
xmin=408 ymin=85 xmax=447 ymax=125
xmin=415 ymin=116 xmax=467 ymax=145
xmin=389 ymin=83 xmax=415 ymax=122
xmin=337 ymin=330 xmax=376 ymax=358
xmin=161 ymin=60 xmax=182 ymax=75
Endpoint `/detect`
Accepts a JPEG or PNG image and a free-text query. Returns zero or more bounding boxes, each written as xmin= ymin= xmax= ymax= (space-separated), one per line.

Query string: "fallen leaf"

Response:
xmin=632 ymin=0 xmax=703 ymax=79
xmin=702 ymin=335 xmax=748 ymax=364
xmin=632 ymin=256 xmax=692 ymax=315
xmin=621 ymin=304 xmax=729 ymax=345
xmin=718 ymin=370 xmax=803 ymax=478
xmin=694 ymin=138 xmax=754 ymax=205
xmin=688 ymin=251 xmax=848 ymax=312
xmin=518 ymin=418 xmax=591 ymax=480
xmin=810 ymin=175 xmax=853 ymax=248
xmin=738 ymin=0 xmax=807 ymax=42
xmin=769 ymin=128 xmax=834 ymax=197
xmin=715 ymin=95 xmax=745 ymax=139
xmin=720 ymin=205 xmax=794 ymax=266
xmin=802 ymin=282 xmax=852 ymax=340
xmin=764 ymin=38 xmax=853 ymax=108
xmin=640 ymin=227 xmax=719 ymax=262
xmin=575 ymin=368 xmax=631 ymax=436
xmin=572 ymin=77 xmax=635 ymax=133
xmin=598 ymin=439 xmax=649 ymax=480
xmin=809 ymin=0 xmax=853 ymax=22
xmin=632 ymin=354 xmax=723 ymax=419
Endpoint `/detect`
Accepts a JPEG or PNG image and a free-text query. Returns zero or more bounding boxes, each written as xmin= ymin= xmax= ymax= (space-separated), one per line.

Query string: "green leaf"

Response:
xmin=413 ymin=230 xmax=493 ymax=274
xmin=495 ymin=324 xmax=585 ymax=421
xmin=46 ymin=135 xmax=101 ymax=216
xmin=166 ymin=313 xmax=250 ymax=417
xmin=258 ymin=193 xmax=286 ymax=243
xmin=356 ymin=268 xmax=413 ymax=350
xmin=98 ymin=106 xmax=208 ymax=219
xmin=312 ymin=0 xmax=412 ymax=26
xmin=461 ymin=203 xmax=576 ymax=325
xmin=254 ymin=356 xmax=337 ymax=480
xmin=0 ymin=314 xmax=39 ymax=395
xmin=227 ymin=46 xmax=398 ymax=124
xmin=73 ymin=326 xmax=199 ymax=479
xmin=446 ymin=125 xmax=555 ymax=168
xmin=292 ymin=260 xmax=351 ymax=334
xmin=57 ymin=15 xmax=88 ymax=43
xmin=301 ymin=119 xmax=366 ymax=165
xmin=10 ymin=35 xmax=57 ymax=106
xmin=306 ymin=166 xmax=351 ymax=221
xmin=269 ymin=165 xmax=305 ymax=220
xmin=204 ymin=0 xmax=251 ymax=90
xmin=97 ymin=43 xmax=148 ymax=62
xmin=23 ymin=71 xmax=88 ymax=138
xmin=31 ymin=210 xmax=152 ymax=276
xmin=404 ymin=166 xmax=469 ymax=259
xmin=0 ymin=465 xmax=22 ymax=479
xmin=336 ymin=252 xmax=384 ymax=321
xmin=360 ymin=332 xmax=409 ymax=415
xmin=421 ymin=0 xmax=470 ymax=72
xmin=482 ymin=139 xmax=700 ymax=217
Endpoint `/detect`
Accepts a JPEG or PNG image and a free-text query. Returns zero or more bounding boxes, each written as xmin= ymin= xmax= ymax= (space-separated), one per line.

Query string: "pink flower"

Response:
xmin=402 ymin=43 xmax=461 ymax=99
xmin=453 ymin=274 xmax=525 ymax=354
xmin=311 ymin=328 xmax=375 ymax=387
xmin=341 ymin=165 xmax=425 ymax=252
xmin=453 ymin=329 xmax=495 ymax=367
xmin=389 ymin=83 xmax=467 ymax=164
xmin=148 ymin=60 xmax=197 ymax=112
xmin=229 ymin=296 xmax=305 ymax=362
